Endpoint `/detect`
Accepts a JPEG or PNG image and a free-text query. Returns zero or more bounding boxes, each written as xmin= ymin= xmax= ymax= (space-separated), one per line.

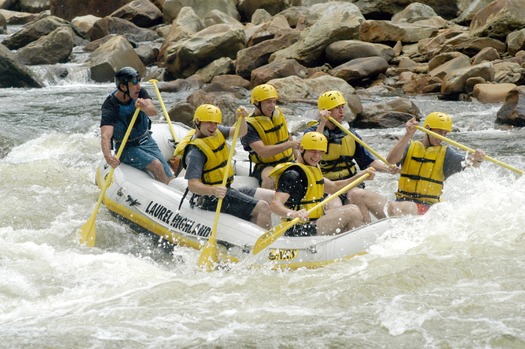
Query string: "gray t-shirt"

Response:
xmin=184 ymin=125 xmax=231 ymax=180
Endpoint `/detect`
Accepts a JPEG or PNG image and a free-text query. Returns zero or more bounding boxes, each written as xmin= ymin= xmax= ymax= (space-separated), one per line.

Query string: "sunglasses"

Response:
xmin=130 ymin=77 xmax=141 ymax=85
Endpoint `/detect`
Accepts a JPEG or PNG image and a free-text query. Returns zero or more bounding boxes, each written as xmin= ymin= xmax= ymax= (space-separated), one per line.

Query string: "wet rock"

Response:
xmin=0 ymin=43 xmax=44 ymax=88
xmin=496 ymin=86 xmax=525 ymax=126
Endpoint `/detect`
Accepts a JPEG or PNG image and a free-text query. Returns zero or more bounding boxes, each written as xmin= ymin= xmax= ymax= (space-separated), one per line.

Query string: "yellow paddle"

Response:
xmin=416 ymin=125 xmax=523 ymax=175
xmin=79 ymin=107 xmax=141 ymax=247
xmin=198 ymin=114 xmax=243 ymax=271
xmin=149 ymin=79 xmax=178 ymax=143
xmin=149 ymin=79 xmax=182 ymax=175
xmin=252 ymin=172 xmax=370 ymax=255
xmin=327 ymin=116 xmax=394 ymax=167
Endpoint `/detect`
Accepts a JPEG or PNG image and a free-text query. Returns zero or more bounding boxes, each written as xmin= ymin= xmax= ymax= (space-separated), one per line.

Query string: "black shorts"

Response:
xmin=285 ymin=222 xmax=317 ymax=237
xmin=196 ymin=187 xmax=258 ymax=221
xmin=251 ymin=163 xmax=268 ymax=186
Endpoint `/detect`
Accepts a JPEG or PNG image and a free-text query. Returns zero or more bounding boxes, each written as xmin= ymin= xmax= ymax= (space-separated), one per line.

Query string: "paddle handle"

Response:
xmin=327 ymin=116 xmax=393 ymax=167
xmin=252 ymin=172 xmax=370 ymax=255
xmin=79 ymin=107 xmax=141 ymax=247
xmin=416 ymin=126 xmax=523 ymax=175
xmin=198 ymin=115 xmax=244 ymax=269
xmin=208 ymin=118 xmax=242 ymax=236
xmin=149 ymin=79 xmax=178 ymax=143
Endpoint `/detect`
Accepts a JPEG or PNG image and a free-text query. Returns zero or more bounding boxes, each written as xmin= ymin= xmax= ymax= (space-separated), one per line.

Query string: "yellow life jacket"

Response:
xmin=246 ymin=107 xmax=293 ymax=166
xmin=269 ymin=162 xmax=325 ymax=221
xmin=176 ymin=129 xmax=233 ymax=186
xmin=310 ymin=123 xmax=358 ymax=180
xmin=173 ymin=129 xmax=195 ymax=163
xmin=396 ymin=140 xmax=447 ymax=205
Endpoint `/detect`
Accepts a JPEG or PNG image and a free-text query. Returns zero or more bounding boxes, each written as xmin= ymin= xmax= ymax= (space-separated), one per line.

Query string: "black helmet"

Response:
xmin=115 ymin=66 xmax=141 ymax=87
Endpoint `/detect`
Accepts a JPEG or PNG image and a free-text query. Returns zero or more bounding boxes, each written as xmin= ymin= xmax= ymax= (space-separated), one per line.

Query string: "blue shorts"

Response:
xmin=117 ymin=133 xmax=173 ymax=177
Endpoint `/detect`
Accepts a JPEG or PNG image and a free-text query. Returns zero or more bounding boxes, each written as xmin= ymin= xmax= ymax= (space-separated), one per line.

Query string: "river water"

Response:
xmin=1 ymin=42 xmax=525 ymax=349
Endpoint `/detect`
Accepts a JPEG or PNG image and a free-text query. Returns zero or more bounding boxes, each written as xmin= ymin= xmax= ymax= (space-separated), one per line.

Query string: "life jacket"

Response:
xmin=245 ymin=107 xmax=293 ymax=166
xmin=176 ymin=129 xmax=233 ymax=187
xmin=173 ymin=130 xmax=195 ymax=167
xmin=312 ymin=123 xmax=358 ymax=180
xmin=111 ymin=92 xmax=150 ymax=144
xmin=269 ymin=162 xmax=325 ymax=221
xmin=396 ymin=140 xmax=447 ymax=205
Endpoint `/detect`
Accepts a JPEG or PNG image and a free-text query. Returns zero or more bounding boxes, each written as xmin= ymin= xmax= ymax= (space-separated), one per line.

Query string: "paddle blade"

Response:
xmin=252 ymin=219 xmax=298 ymax=255
xmin=79 ymin=213 xmax=96 ymax=247
xmin=198 ymin=237 xmax=219 ymax=271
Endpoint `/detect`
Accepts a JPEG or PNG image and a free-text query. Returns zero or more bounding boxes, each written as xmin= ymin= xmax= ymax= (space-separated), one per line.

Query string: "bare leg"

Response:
xmin=250 ymin=200 xmax=272 ymax=229
xmin=316 ymin=204 xmax=363 ymax=236
xmin=146 ymin=159 xmax=170 ymax=184
xmin=387 ymin=201 xmax=419 ymax=216
xmin=254 ymin=187 xmax=275 ymax=204
xmin=347 ymin=188 xmax=389 ymax=223
xmin=325 ymin=195 xmax=343 ymax=210
xmin=260 ymin=166 xmax=276 ymax=190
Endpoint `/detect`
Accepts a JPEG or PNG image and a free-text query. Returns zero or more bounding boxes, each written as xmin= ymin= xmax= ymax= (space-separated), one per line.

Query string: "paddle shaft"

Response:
xmin=416 ymin=126 xmax=523 ymax=175
xmin=252 ymin=172 xmax=370 ymax=255
xmin=79 ymin=107 xmax=141 ymax=246
xmin=327 ymin=116 xmax=392 ymax=167
xmin=149 ymin=79 xmax=178 ymax=143
xmin=198 ymin=115 xmax=243 ymax=269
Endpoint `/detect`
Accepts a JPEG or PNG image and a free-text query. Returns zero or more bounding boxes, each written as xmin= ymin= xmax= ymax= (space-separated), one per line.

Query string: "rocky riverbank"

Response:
xmin=1 ymin=0 xmax=525 ymax=127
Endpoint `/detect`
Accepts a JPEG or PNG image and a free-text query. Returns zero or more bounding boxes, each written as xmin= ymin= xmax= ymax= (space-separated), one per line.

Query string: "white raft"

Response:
xmin=95 ymin=122 xmax=395 ymax=269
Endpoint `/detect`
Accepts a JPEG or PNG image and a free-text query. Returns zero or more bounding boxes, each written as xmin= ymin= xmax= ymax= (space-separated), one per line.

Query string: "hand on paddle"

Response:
xmin=211 ymin=186 xmax=227 ymax=199
xmin=286 ymin=208 xmax=310 ymax=222
xmin=467 ymin=149 xmax=486 ymax=168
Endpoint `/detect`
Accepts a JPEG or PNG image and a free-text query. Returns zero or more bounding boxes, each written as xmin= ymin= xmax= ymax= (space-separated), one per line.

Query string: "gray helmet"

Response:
xmin=115 ymin=66 xmax=141 ymax=87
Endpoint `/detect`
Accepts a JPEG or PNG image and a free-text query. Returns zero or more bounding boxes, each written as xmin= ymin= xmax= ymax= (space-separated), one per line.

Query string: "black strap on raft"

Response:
xmin=178 ymin=187 xmax=191 ymax=211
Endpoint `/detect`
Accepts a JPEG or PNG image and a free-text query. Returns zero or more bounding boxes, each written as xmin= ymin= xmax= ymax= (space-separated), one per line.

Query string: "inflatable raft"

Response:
xmin=95 ymin=122 xmax=396 ymax=269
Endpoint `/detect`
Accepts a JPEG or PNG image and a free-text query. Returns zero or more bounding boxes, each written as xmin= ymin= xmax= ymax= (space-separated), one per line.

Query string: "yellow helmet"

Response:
xmin=318 ymin=90 xmax=346 ymax=111
xmin=300 ymin=132 xmax=327 ymax=152
xmin=193 ymin=104 xmax=222 ymax=124
xmin=423 ymin=112 xmax=452 ymax=132
xmin=251 ymin=84 xmax=278 ymax=104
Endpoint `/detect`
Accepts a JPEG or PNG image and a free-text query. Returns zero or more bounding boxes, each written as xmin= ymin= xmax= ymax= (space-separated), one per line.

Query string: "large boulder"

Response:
xmin=330 ymin=56 xmax=389 ymax=84
xmin=250 ymin=58 xmax=309 ymax=87
xmin=88 ymin=16 xmax=159 ymax=42
xmin=1 ymin=15 xmax=81 ymax=50
xmin=88 ymin=35 xmax=146 ymax=82
xmin=236 ymin=31 xmax=300 ymax=79
xmin=158 ymin=7 xmax=205 ymax=66
xmin=50 ymin=0 xmax=131 ymax=21
xmin=359 ymin=20 xmax=439 ymax=44
xmin=325 ymin=40 xmax=395 ymax=67
xmin=270 ymin=2 xmax=364 ymax=67
xmin=266 ymin=75 xmax=360 ymax=117
xmin=237 ymin=0 xmax=299 ymax=22
xmin=17 ymin=26 xmax=74 ymax=65
xmin=165 ymin=23 xmax=245 ymax=79
xmin=19 ymin=0 xmax=50 ymax=13
xmin=352 ymin=0 xmax=460 ymax=20
xmin=496 ymin=86 xmax=525 ymax=126
xmin=110 ymin=0 xmax=163 ymax=28
xmin=0 ymin=43 xmax=44 ymax=88
xmin=0 ymin=9 xmax=39 ymax=25
xmin=441 ymin=61 xmax=494 ymax=96
xmin=162 ymin=0 xmax=239 ymax=23
xmin=470 ymin=0 xmax=525 ymax=40
xmin=473 ymin=83 xmax=517 ymax=103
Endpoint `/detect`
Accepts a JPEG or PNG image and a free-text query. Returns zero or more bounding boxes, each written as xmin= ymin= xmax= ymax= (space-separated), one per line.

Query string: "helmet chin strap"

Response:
xmin=117 ymin=83 xmax=131 ymax=100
